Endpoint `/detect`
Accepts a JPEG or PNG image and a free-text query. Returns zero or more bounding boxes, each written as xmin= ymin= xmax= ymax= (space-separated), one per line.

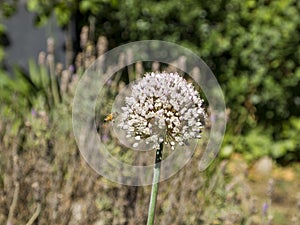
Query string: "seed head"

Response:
xmin=118 ymin=72 xmax=206 ymax=150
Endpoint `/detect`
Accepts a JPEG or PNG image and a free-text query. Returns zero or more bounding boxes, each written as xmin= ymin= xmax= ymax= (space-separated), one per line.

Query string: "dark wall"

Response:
xmin=3 ymin=1 xmax=65 ymax=73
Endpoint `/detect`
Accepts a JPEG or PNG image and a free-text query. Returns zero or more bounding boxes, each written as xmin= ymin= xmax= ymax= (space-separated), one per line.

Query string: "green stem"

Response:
xmin=147 ymin=142 xmax=163 ymax=225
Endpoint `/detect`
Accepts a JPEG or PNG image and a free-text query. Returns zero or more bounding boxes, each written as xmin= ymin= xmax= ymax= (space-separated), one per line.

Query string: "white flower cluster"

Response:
xmin=118 ymin=72 xmax=206 ymax=150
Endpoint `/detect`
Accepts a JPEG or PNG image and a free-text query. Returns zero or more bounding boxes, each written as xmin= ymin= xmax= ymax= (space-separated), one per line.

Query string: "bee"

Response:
xmin=104 ymin=113 xmax=114 ymax=122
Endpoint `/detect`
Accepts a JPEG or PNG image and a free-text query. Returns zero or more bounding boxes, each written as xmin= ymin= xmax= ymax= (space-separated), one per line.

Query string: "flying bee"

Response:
xmin=104 ymin=113 xmax=114 ymax=122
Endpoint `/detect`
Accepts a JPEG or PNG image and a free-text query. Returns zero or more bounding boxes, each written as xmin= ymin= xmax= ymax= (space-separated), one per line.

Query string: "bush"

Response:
xmin=26 ymin=0 xmax=300 ymax=157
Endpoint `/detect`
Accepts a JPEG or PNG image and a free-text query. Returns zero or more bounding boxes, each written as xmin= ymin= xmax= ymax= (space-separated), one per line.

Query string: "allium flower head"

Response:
xmin=118 ymin=72 xmax=206 ymax=150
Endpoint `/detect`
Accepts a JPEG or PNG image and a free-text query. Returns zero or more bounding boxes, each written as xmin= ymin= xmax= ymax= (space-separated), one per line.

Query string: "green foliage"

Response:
xmin=26 ymin=0 xmax=118 ymax=26
xmin=0 ymin=0 xmax=18 ymax=18
xmin=25 ymin=0 xmax=300 ymax=126
xmin=0 ymin=69 xmax=36 ymax=114
xmin=2 ymin=0 xmax=300 ymax=166
xmin=273 ymin=117 xmax=300 ymax=161
xmin=0 ymin=65 xmax=47 ymax=141
xmin=0 ymin=59 xmax=57 ymax=114
xmin=4 ymin=0 xmax=298 ymax=163
xmin=80 ymin=0 xmax=118 ymax=14
xmin=73 ymin=0 xmax=300 ymax=151
xmin=222 ymin=128 xmax=273 ymax=162
xmin=0 ymin=1 xmax=18 ymax=65
xmin=222 ymin=116 xmax=300 ymax=162
xmin=0 ymin=49 xmax=75 ymax=143
xmin=0 ymin=24 xmax=6 ymax=62
xmin=26 ymin=0 xmax=76 ymax=26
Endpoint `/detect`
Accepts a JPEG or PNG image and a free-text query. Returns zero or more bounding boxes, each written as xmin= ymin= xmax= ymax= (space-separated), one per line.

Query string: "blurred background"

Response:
xmin=0 ymin=0 xmax=299 ymax=224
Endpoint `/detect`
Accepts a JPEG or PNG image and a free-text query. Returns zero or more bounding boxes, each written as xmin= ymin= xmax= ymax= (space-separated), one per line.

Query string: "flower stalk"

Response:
xmin=147 ymin=142 xmax=164 ymax=225
xmin=115 ymin=72 xmax=207 ymax=224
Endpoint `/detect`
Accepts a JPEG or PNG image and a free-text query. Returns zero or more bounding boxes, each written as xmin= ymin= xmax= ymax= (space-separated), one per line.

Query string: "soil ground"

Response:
xmin=227 ymin=154 xmax=300 ymax=225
